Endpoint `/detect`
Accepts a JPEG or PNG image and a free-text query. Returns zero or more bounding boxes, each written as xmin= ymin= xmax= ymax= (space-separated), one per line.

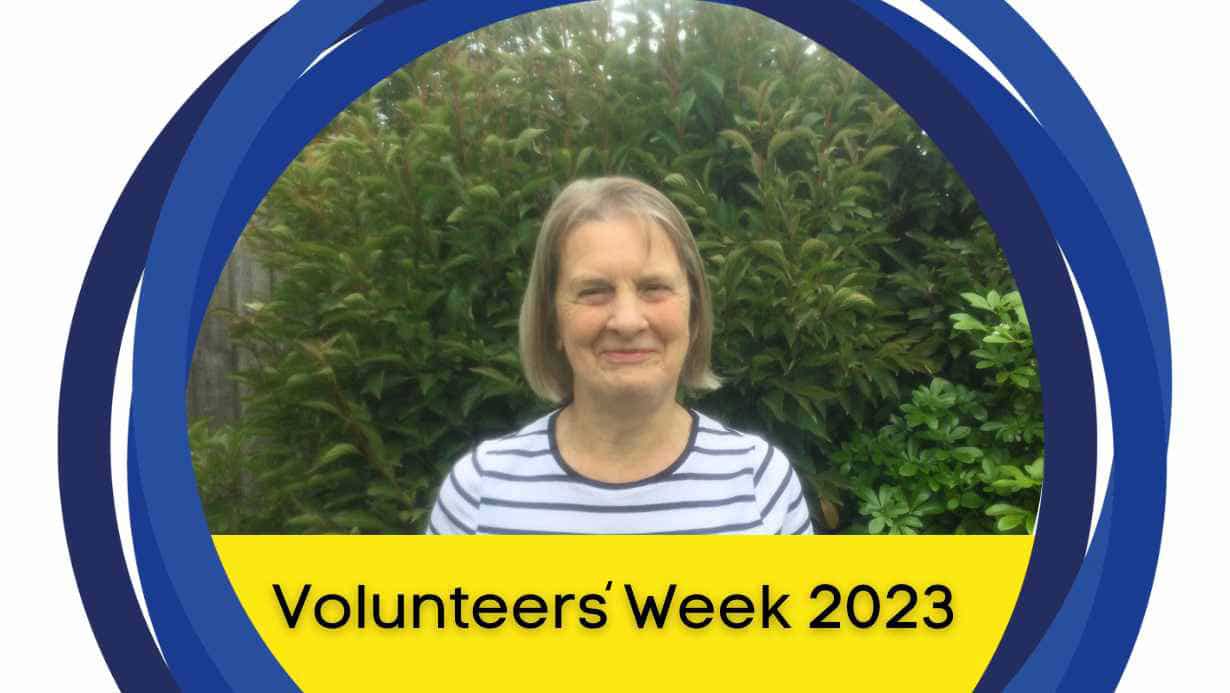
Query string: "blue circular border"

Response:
xmin=58 ymin=1 xmax=1167 ymax=690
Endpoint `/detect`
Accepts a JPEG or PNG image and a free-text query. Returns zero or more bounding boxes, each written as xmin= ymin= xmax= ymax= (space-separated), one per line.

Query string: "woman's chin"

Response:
xmin=589 ymin=376 xmax=674 ymax=403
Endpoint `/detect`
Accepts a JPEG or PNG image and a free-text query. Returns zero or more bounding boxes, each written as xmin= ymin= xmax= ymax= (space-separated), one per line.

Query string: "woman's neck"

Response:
xmin=556 ymin=391 xmax=692 ymax=482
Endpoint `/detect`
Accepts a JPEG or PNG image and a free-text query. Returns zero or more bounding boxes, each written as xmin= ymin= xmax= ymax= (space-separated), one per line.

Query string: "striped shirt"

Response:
xmin=427 ymin=409 xmax=813 ymax=535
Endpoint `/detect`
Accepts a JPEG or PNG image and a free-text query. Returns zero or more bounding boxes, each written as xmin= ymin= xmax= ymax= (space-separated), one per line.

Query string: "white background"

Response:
xmin=2 ymin=2 xmax=1223 ymax=689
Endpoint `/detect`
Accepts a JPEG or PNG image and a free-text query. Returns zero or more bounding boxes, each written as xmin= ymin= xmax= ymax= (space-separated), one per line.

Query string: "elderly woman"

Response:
xmin=428 ymin=177 xmax=812 ymax=534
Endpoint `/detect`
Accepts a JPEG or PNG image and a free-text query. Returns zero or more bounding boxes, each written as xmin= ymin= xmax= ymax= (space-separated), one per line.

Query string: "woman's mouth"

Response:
xmin=601 ymin=349 xmax=655 ymax=364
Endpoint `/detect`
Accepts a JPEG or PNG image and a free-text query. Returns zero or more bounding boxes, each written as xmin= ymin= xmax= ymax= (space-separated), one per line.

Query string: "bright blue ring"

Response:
xmin=129 ymin=3 xmax=389 ymax=689
xmin=906 ymin=3 xmax=1168 ymax=688
xmin=862 ymin=4 xmax=1167 ymax=687
xmin=925 ymin=0 xmax=1171 ymax=428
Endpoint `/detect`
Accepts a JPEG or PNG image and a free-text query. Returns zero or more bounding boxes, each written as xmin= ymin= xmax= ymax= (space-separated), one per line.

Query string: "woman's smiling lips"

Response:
xmin=601 ymin=348 xmax=656 ymax=364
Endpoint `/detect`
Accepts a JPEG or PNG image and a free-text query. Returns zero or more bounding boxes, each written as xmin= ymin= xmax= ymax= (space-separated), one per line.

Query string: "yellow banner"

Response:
xmin=215 ymin=536 xmax=1031 ymax=692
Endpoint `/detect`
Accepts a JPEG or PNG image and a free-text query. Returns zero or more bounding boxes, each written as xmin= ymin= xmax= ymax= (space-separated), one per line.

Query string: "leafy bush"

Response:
xmin=832 ymin=291 xmax=1043 ymax=533
xmin=191 ymin=1 xmax=1040 ymax=534
xmin=189 ymin=419 xmax=269 ymax=533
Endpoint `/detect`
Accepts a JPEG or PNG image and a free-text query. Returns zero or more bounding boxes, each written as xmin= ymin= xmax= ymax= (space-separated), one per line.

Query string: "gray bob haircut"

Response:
xmin=519 ymin=176 xmax=721 ymax=403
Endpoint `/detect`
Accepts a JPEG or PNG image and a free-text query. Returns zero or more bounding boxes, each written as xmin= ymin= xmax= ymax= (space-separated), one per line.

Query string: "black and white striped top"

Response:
xmin=427 ymin=409 xmax=813 ymax=535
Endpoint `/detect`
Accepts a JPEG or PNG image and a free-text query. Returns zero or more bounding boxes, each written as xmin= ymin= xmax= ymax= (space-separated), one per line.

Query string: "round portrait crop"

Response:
xmin=188 ymin=1 xmax=1045 ymax=536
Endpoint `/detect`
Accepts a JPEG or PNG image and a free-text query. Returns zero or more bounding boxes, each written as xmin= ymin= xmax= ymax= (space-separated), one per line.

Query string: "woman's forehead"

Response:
xmin=558 ymin=216 xmax=683 ymax=276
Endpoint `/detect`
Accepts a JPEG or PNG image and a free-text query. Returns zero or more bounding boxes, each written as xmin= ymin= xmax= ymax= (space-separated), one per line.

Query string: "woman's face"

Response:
xmin=554 ymin=216 xmax=691 ymax=405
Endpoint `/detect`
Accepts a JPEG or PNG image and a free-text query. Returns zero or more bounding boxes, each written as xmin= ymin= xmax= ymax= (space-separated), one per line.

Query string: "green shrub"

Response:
xmin=191 ymin=1 xmax=1038 ymax=534
xmin=189 ymin=419 xmax=271 ymax=533
xmin=831 ymin=291 xmax=1043 ymax=533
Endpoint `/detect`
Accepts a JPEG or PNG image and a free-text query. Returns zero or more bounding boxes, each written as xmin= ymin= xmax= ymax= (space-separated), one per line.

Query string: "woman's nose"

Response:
xmin=607 ymin=288 xmax=649 ymax=334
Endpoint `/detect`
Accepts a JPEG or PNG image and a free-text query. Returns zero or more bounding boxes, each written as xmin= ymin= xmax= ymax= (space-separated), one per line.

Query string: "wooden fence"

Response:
xmin=186 ymin=240 xmax=272 ymax=426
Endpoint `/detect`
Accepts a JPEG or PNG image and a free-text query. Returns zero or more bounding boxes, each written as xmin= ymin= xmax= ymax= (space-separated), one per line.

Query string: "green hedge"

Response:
xmin=191 ymin=1 xmax=1041 ymax=534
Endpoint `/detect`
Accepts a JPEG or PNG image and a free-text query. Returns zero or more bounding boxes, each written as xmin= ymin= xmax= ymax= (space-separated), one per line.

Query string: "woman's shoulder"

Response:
xmin=690 ymin=410 xmax=793 ymax=477
xmin=491 ymin=411 xmax=554 ymax=443
xmin=692 ymin=410 xmax=770 ymax=448
xmin=438 ymin=412 xmax=556 ymax=498
xmin=462 ymin=411 xmax=556 ymax=473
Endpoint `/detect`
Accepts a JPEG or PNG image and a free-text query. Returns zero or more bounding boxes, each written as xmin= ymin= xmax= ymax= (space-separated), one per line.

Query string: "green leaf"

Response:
xmin=367 ymin=481 xmax=406 ymax=501
xmin=574 ymin=145 xmax=595 ymax=174
xmin=461 ymin=383 xmax=485 ymax=418
xmin=285 ymin=373 xmax=314 ymax=388
xmin=950 ymin=313 xmax=987 ymax=332
xmin=719 ymin=129 xmax=756 ymax=158
xmin=951 ymin=446 xmax=982 ymax=464
xmin=996 ymin=514 xmax=1023 ymax=532
xmin=470 ymin=366 xmax=518 ymax=390
xmin=514 ymin=127 xmax=547 ymax=149
xmin=317 ymin=443 xmax=361 ymax=467
xmin=1025 ymin=458 xmax=1045 ymax=480
xmin=360 ymin=352 xmax=406 ymax=367
xmin=762 ymin=389 xmax=786 ymax=422
xmin=363 ymin=370 xmax=386 ymax=399
xmin=961 ymin=292 xmax=991 ymax=310
xmin=700 ymin=69 xmax=724 ymax=97
xmin=800 ymin=237 xmax=828 ymax=257
xmin=861 ymin=144 xmax=897 ymax=166
xmin=663 ymin=172 xmax=688 ymax=188
xmin=767 ymin=127 xmax=808 ymax=164
xmin=751 ymin=239 xmax=788 ymax=268
xmin=300 ymin=400 xmax=342 ymax=417
xmin=467 ymin=183 xmax=500 ymax=201
xmin=959 ymin=492 xmax=983 ymax=509
xmin=332 ymin=511 xmax=387 ymax=532
xmin=286 ymin=513 xmax=325 ymax=529
xmin=441 ymin=253 xmax=478 ymax=272
xmin=677 ymin=90 xmax=697 ymax=123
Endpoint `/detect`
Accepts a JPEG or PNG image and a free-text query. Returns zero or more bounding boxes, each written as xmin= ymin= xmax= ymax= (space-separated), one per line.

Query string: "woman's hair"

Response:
xmin=519 ymin=176 xmax=721 ymax=403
